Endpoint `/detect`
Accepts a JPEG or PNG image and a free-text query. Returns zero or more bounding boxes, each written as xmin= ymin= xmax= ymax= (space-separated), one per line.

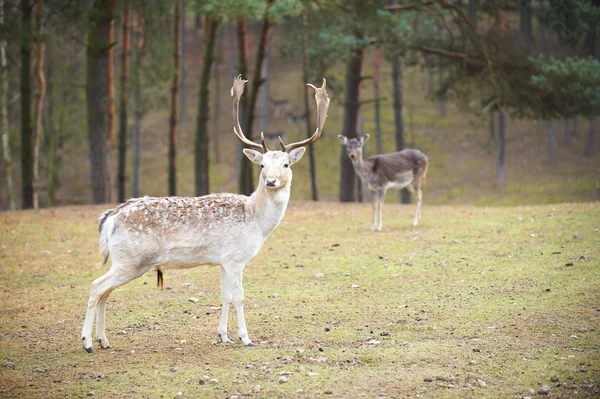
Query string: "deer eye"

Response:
xmin=260 ymin=164 xmax=265 ymax=169
xmin=283 ymin=163 xmax=289 ymax=168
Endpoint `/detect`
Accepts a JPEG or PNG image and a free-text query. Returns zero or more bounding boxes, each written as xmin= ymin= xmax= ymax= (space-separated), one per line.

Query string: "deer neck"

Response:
xmin=351 ymin=155 xmax=371 ymax=182
xmin=250 ymin=177 xmax=292 ymax=236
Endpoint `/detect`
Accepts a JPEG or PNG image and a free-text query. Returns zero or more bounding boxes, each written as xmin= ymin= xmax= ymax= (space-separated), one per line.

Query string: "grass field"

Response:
xmin=0 ymin=201 xmax=598 ymax=398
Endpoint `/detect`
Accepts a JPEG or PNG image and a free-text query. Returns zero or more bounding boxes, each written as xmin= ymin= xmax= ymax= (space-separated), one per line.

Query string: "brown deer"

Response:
xmin=338 ymin=134 xmax=428 ymax=230
xmin=81 ymin=76 xmax=330 ymax=352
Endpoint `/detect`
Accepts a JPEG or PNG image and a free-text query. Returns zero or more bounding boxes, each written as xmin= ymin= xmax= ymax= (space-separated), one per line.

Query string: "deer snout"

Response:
xmin=265 ymin=178 xmax=278 ymax=188
xmin=349 ymin=152 xmax=357 ymax=160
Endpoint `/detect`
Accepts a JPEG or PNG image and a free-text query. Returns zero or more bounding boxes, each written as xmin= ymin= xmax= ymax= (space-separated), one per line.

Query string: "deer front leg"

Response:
xmin=217 ymin=266 xmax=234 ymax=343
xmin=371 ymin=191 xmax=380 ymax=231
xmin=231 ymin=269 xmax=254 ymax=346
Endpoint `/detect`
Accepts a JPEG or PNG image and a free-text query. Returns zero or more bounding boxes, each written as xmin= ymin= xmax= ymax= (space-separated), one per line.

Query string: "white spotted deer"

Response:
xmin=338 ymin=134 xmax=428 ymax=230
xmin=81 ymin=75 xmax=330 ymax=352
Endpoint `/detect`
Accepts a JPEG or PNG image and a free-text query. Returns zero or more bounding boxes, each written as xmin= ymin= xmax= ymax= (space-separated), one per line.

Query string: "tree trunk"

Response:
xmin=468 ymin=0 xmax=479 ymax=27
xmin=564 ymin=118 xmax=572 ymax=144
xmin=239 ymin=2 xmax=273 ymax=196
xmin=21 ymin=0 xmax=33 ymax=209
xmin=519 ymin=0 xmax=533 ymax=49
xmin=169 ymin=0 xmax=181 ymax=196
xmin=32 ymin=0 xmax=44 ymax=209
xmin=0 ymin=0 xmax=15 ymax=210
xmin=339 ymin=46 xmax=364 ymax=202
xmin=194 ymin=17 xmax=219 ymax=196
xmin=43 ymin=38 xmax=63 ymax=207
xmin=302 ymin=8 xmax=317 ymax=200
xmin=211 ymin=28 xmax=222 ymax=164
xmin=496 ymin=109 xmax=505 ymax=186
xmin=390 ymin=54 xmax=411 ymax=204
xmin=257 ymin=30 xmax=270 ymax=139
xmin=585 ymin=117 xmax=596 ymax=156
xmin=373 ymin=48 xmax=383 ymax=155
xmin=179 ymin=0 xmax=186 ymax=133
xmin=86 ymin=0 xmax=113 ymax=204
xmin=117 ymin=0 xmax=130 ymax=202
xmin=236 ymin=19 xmax=249 ymax=192
xmin=131 ymin=8 xmax=144 ymax=198
xmin=108 ymin=0 xmax=116 ymax=148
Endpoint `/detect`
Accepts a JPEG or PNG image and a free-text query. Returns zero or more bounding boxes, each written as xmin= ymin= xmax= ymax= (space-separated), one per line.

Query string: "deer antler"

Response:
xmin=231 ymin=75 xmax=268 ymax=152
xmin=279 ymin=78 xmax=330 ymax=153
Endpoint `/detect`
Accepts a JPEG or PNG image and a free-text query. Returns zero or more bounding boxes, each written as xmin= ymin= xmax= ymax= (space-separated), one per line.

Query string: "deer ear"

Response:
xmin=288 ymin=147 xmax=306 ymax=165
xmin=338 ymin=135 xmax=348 ymax=146
xmin=361 ymin=134 xmax=370 ymax=145
xmin=243 ymin=149 xmax=263 ymax=165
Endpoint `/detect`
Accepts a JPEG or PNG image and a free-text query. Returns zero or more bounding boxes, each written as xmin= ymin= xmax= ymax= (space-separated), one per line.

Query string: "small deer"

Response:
xmin=81 ymin=75 xmax=330 ymax=352
xmin=338 ymin=134 xmax=428 ymax=230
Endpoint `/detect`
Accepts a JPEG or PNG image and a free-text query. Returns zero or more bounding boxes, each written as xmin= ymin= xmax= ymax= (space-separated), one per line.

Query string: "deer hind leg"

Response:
xmin=412 ymin=180 xmax=423 ymax=227
xmin=217 ymin=265 xmax=234 ymax=344
xmin=82 ymin=264 xmax=147 ymax=352
xmin=376 ymin=188 xmax=386 ymax=231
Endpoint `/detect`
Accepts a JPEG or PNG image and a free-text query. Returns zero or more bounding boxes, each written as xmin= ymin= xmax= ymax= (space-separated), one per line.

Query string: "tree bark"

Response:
xmin=86 ymin=0 xmax=113 ymax=204
xmin=131 ymin=8 xmax=144 ymax=198
xmin=373 ymin=48 xmax=383 ymax=155
xmin=194 ymin=17 xmax=219 ymax=196
xmin=585 ymin=117 xmax=596 ymax=157
xmin=339 ymin=45 xmax=364 ymax=202
xmin=21 ymin=0 xmax=33 ymax=209
xmin=496 ymin=109 xmax=506 ymax=186
xmin=239 ymin=1 xmax=273 ymax=196
xmin=0 ymin=0 xmax=15 ymax=210
xmin=32 ymin=0 xmax=45 ymax=209
xmin=390 ymin=54 xmax=411 ymax=204
xmin=212 ymin=28 xmax=222 ymax=164
xmin=108 ymin=0 xmax=116 ymax=148
xmin=235 ymin=19 xmax=248 ymax=191
xmin=302 ymin=8 xmax=317 ymax=200
xmin=117 ymin=0 xmax=130 ymax=202
xmin=169 ymin=0 xmax=181 ymax=196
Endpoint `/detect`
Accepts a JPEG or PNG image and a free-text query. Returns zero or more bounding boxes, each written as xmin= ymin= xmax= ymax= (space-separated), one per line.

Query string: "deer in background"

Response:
xmin=338 ymin=134 xmax=428 ymax=230
xmin=81 ymin=75 xmax=330 ymax=352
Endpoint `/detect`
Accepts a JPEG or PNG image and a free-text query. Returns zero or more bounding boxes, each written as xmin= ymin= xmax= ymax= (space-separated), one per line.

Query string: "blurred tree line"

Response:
xmin=1 ymin=0 xmax=598 ymax=209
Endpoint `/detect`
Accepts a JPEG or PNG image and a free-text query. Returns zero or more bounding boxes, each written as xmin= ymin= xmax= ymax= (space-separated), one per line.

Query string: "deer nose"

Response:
xmin=349 ymin=153 xmax=356 ymax=159
xmin=265 ymin=179 xmax=277 ymax=187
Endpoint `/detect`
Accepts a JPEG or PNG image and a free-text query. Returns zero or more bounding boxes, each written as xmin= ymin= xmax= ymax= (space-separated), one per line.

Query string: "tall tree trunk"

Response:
xmin=236 ymin=19 xmax=248 ymax=191
xmin=538 ymin=0 xmax=556 ymax=165
xmin=21 ymin=0 xmax=33 ymax=209
xmin=108 ymin=0 xmax=116 ymax=148
xmin=194 ymin=17 xmax=219 ymax=196
xmin=211 ymin=29 xmax=222 ymax=164
xmin=87 ymin=0 xmax=113 ymax=204
xmin=179 ymin=0 xmax=186 ymax=140
xmin=496 ymin=109 xmax=506 ymax=186
xmin=519 ymin=0 xmax=533 ymax=49
xmin=1 ymin=0 xmax=16 ymax=210
xmin=169 ymin=0 xmax=181 ymax=196
xmin=117 ymin=0 xmax=130 ymax=202
xmin=257 ymin=30 xmax=270 ymax=138
xmin=585 ymin=117 xmax=596 ymax=157
xmin=301 ymin=8 xmax=317 ymax=200
xmin=339 ymin=46 xmax=364 ymax=202
xmin=391 ymin=54 xmax=411 ymax=204
xmin=239 ymin=1 xmax=273 ymax=196
xmin=468 ymin=0 xmax=479 ymax=27
xmin=32 ymin=0 xmax=44 ymax=208
xmin=131 ymin=8 xmax=144 ymax=198
xmin=373 ymin=48 xmax=383 ymax=155
xmin=43 ymin=38 xmax=63 ymax=207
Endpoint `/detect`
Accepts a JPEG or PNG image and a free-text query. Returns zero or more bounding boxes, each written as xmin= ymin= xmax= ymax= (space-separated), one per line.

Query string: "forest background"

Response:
xmin=1 ymin=0 xmax=599 ymax=211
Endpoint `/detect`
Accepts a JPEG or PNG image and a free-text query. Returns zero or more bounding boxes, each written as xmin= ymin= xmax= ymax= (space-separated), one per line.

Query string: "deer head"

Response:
xmin=338 ymin=134 xmax=369 ymax=161
xmin=231 ymin=75 xmax=330 ymax=190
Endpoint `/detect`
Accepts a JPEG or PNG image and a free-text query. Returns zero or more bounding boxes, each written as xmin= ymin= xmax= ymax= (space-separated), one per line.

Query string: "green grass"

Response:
xmin=1 ymin=202 xmax=598 ymax=398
